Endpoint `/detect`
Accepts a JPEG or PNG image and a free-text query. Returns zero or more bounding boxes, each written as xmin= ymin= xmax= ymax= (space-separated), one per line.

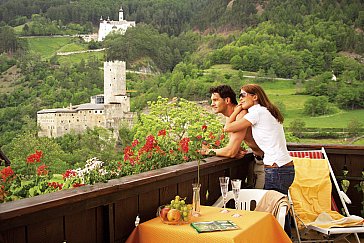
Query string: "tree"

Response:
xmin=0 ymin=26 xmax=19 ymax=53
xmin=289 ymin=119 xmax=306 ymax=138
xmin=347 ymin=119 xmax=363 ymax=137
xmin=303 ymin=96 xmax=338 ymax=116
xmin=230 ymin=55 xmax=243 ymax=70
xmin=132 ymin=97 xmax=224 ymax=144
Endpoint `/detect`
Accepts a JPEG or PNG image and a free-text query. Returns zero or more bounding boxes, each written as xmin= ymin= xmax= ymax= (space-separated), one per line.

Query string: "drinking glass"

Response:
xmin=231 ymin=179 xmax=241 ymax=217
xmin=219 ymin=177 xmax=230 ymax=213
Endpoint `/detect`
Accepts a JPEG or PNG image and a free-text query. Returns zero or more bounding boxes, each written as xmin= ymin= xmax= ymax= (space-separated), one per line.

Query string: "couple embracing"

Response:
xmin=201 ymin=84 xmax=294 ymax=237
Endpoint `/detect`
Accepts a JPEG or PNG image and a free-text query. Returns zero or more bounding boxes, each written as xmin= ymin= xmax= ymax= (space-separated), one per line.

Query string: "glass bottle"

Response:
xmin=192 ymin=183 xmax=201 ymax=217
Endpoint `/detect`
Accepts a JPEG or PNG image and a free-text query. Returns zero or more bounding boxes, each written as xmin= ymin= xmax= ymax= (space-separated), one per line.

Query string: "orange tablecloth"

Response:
xmin=126 ymin=206 xmax=291 ymax=243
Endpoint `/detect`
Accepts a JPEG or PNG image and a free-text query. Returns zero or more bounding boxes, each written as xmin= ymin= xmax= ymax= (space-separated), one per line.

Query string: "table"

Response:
xmin=126 ymin=206 xmax=291 ymax=243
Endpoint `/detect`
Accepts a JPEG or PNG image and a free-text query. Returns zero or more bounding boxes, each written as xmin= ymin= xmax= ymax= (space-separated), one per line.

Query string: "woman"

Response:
xmin=224 ymin=83 xmax=294 ymax=237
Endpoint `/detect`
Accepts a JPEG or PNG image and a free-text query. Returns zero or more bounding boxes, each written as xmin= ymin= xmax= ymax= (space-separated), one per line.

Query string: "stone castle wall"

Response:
xmin=37 ymin=60 xmax=134 ymax=138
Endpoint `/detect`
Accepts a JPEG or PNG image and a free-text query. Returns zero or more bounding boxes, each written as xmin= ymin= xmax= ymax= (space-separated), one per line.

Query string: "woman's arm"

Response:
xmin=224 ymin=116 xmax=252 ymax=133
xmin=224 ymin=105 xmax=252 ymax=133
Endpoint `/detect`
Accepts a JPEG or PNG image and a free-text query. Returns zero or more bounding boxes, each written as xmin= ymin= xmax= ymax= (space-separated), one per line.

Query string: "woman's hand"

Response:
xmin=234 ymin=104 xmax=243 ymax=113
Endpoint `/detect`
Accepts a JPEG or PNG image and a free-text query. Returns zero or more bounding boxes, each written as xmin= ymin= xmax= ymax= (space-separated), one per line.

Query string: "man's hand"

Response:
xmin=199 ymin=144 xmax=210 ymax=156
xmin=234 ymin=148 xmax=248 ymax=159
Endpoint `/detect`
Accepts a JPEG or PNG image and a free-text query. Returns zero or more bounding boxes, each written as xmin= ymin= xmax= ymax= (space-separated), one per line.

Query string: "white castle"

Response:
xmin=98 ymin=6 xmax=135 ymax=41
xmin=37 ymin=61 xmax=135 ymax=138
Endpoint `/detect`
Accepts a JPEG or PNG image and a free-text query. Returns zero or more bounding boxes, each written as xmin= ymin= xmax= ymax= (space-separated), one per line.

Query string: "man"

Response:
xmin=201 ymin=85 xmax=264 ymax=189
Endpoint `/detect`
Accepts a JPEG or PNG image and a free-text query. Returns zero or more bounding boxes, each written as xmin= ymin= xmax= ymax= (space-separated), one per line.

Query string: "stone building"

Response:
xmin=97 ymin=6 xmax=135 ymax=42
xmin=37 ymin=61 xmax=135 ymax=138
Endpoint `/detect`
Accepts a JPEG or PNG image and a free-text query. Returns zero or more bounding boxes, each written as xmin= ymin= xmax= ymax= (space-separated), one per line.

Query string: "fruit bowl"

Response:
xmin=157 ymin=196 xmax=192 ymax=225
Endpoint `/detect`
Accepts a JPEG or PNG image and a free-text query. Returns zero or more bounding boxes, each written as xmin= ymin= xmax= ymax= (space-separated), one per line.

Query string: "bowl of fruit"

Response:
xmin=158 ymin=195 xmax=192 ymax=225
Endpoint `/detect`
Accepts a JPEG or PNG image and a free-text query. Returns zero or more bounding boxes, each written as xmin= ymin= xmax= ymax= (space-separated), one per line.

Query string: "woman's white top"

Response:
xmin=244 ymin=104 xmax=291 ymax=167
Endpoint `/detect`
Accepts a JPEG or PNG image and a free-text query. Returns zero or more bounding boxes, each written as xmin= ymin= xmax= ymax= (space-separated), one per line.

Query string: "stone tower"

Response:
xmin=104 ymin=61 xmax=126 ymax=104
xmin=119 ymin=6 xmax=124 ymax=21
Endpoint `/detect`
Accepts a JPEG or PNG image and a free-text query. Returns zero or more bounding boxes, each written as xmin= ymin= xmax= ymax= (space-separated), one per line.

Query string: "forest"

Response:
xmin=0 ymin=0 xmax=363 ymax=172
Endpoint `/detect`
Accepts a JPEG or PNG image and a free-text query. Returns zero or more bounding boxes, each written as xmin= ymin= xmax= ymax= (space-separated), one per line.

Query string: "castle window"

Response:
xmin=89 ymin=111 xmax=91 ymax=113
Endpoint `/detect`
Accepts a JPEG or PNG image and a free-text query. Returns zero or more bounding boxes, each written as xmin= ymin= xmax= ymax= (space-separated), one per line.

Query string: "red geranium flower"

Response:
xmin=26 ymin=150 xmax=43 ymax=164
xmin=73 ymin=183 xmax=85 ymax=188
xmin=63 ymin=169 xmax=77 ymax=179
xmin=202 ymin=124 xmax=207 ymax=131
xmin=179 ymin=137 xmax=190 ymax=153
xmin=1 ymin=166 xmax=15 ymax=182
xmin=158 ymin=129 xmax=166 ymax=136
xmin=37 ymin=164 xmax=48 ymax=176
xmin=132 ymin=139 xmax=139 ymax=147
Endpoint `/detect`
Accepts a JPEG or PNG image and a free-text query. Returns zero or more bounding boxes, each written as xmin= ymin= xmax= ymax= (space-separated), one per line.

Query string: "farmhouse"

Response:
xmin=37 ymin=61 xmax=135 ymax=138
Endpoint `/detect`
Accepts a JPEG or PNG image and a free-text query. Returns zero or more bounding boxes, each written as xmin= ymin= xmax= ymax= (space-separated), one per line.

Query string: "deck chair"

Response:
xmin=212 ymin=189 xmax=287 ymax=228
xmin=288 ymin=147 xmax=364 ymax=243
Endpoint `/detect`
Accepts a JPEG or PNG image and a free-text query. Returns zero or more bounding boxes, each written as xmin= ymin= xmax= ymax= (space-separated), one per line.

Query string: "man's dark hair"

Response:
xmin=209 ymin=85 xmax=238 ymax=105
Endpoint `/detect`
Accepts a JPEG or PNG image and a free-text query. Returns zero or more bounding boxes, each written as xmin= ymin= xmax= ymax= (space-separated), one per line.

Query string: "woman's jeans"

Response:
xmin=264 ymin=166 xmax=295 ymax=238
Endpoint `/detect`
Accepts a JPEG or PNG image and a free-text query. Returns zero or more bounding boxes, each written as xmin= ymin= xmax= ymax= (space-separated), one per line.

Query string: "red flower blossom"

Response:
xmin=139 ymin=135 xmax=156 ymax=153
xmin=117 ymin=161 xmax=123 ymax=171
xmin=196 ymin=135 xmax=202 ymax=140
xmin=209 ymin=132 xmax=215 ymax=140
xmin=63 ymin=169 xmax=77 ymax=179
xmin=124 ymin=146 xmax=134 ymax=162
xmin=220 ymin=134 xmax=225 ymax=140
xmin=73 ymin=183 xmax=85 ymax=188
xmin=47 ymin=182 xmax=63 ymax=190
xmin=37 ymin=164 xmax=48 ymax=176
xmin=179 ymin=137 xmax=190 ymax=153
xmin=202 ymin=124 xmax=207 ymax=131
xmin=215 ymin=140 xmax=221 ymax=146
xmin=132 ymin=139 xmax=139 ymax=147
xmin=26 ymin=150 xmax=43 ymax=164
xmin=158 ymin=129 xmax=166 ymax=136
xmin=1 ymin=166 xmax=15 ymax=182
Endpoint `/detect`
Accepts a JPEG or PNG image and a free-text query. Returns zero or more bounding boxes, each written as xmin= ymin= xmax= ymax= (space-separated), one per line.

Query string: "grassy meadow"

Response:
xmin=23 ymin=36 xmax=105 ymax=64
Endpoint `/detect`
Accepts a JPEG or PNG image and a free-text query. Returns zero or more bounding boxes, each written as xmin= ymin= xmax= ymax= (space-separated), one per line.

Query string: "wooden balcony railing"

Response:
xmin=0 ymin=144 xmax=363 ymax=243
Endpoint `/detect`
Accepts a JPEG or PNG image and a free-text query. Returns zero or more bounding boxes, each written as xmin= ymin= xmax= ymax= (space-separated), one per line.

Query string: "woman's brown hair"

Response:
xmin=241 ymin=84 xmax=284 ymax=123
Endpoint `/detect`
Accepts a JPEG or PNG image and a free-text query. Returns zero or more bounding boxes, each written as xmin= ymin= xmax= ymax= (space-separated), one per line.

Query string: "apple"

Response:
xmin=167 ymin=209 xmax=181 ymax=222
xmin=160 ymin=207 xmax=170 ymax=221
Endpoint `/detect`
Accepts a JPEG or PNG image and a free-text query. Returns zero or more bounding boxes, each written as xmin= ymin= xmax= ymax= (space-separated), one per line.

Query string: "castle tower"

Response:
xmin=104 ymin=61 xmax=126 ymax=104
xmin=119 ymin=6 xmax=124 ymax=21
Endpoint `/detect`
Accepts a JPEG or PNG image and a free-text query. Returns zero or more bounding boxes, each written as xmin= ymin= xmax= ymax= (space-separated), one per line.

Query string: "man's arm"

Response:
xmin=202 ymin=110 xmax=248 ymax=158
xmin=209 ymin=129 xmax=247 ymax=158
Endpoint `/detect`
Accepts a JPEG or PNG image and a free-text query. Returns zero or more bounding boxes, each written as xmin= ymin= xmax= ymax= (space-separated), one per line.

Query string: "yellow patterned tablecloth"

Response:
xmin=126 ymin=206 xmax=291 ymax=243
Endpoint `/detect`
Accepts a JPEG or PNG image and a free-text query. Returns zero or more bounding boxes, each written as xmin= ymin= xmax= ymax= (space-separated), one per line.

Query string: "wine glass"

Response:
xmin=231 ymin=179 xmax=241 ymax=218
xmin=219 ymin=177 xmax=230 ymax=213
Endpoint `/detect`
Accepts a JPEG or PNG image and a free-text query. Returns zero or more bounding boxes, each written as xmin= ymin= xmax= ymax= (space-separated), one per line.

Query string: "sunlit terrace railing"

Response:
xmin=0 ymin=144 xmax=363 ymax=243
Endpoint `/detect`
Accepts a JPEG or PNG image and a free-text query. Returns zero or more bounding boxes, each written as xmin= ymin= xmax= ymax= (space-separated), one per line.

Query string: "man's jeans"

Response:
xmin=264 ymin=166 xmax=295 ymax=238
